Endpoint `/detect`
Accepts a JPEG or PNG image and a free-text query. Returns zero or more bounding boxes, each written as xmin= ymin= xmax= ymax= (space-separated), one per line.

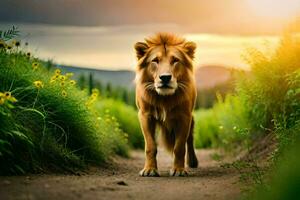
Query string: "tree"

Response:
xmin=88 ymin=73 xmax=94 ymax=95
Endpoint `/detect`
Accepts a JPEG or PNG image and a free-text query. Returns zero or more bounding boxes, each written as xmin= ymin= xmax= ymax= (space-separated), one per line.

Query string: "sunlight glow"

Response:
xmin=246 ymin=0 xmax=300 ymax=19
xmin=3 ymin=23 xmax=281 ymax=70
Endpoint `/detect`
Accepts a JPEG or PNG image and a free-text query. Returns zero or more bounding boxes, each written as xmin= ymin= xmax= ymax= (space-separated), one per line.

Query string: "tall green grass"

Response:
xmin=194 ymin=34 xmax=300 ymax=154
xmin=252 ymin=130 xmax=300 ymax=200
xmin=95 ymin=99 xmax=143 ymax=149
xmin=194 ymin=94 xmax=251 ymax=149
xmin=0 ymin=33 xmax=129 ymax=175
xmin=193 ymin=33 xmax=300 ymax=200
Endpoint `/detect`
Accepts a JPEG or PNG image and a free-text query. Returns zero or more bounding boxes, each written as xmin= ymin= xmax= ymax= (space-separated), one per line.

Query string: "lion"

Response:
xmin=134 ymin=33 xmax=198 ymax=177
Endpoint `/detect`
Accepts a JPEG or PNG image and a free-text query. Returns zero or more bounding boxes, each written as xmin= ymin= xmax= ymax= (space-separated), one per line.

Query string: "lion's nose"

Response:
xmin=159 ymin=74 xmax=172 ymax=84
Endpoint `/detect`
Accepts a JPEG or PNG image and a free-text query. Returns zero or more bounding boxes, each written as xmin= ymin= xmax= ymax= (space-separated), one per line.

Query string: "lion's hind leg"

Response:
xmin=186 ymin=118 xmax=198 ymax=168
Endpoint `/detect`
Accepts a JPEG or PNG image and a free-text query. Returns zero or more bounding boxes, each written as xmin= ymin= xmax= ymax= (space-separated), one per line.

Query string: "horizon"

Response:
xmin=0 ymin=0 xmax=299 ymax=70
xmin=0 ymin=23 xmax=282 ymax=71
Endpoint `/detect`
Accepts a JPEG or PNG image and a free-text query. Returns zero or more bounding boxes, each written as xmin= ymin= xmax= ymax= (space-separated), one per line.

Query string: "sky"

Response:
xmin=0 ymin=0 xmax=299 ymax=70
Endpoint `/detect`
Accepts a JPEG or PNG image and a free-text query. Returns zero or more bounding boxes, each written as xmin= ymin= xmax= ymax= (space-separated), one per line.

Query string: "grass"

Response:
xmin=252 ymin=132 xmax=300 ymax=200
xmin=194 ymin=94 xmax=251 ymax=150
xmin=194 ymin=34 xmax=300 ymax=153
xmin=95 ymin=99 xmax=143 ymax=149
xmin=0 ymin=33 xmax=130 ymax=175
xmin=194 ymin=109 xmax=219 ymax=148
xmin=194 ymin=33 xmax=300 ymax=198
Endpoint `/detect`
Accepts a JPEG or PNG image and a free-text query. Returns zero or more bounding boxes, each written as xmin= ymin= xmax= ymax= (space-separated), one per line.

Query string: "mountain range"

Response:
xmin=59 ymin=65 xmax=234 ymax=90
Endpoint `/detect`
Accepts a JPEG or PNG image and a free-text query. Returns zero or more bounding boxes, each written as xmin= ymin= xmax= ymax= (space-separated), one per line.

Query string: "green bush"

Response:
xmin=194 ymin=34 xmax=300 ymax=152
xmin=96 ymin=99 xmax=144 ymax=149
xmin=252 ymin=128 xmax=300 ymax=200
xmin=194 ymin=94 xmax=251 ymax=149
xmin=194 ymin=109 xmax=219 ymax=148
xmin=239 ymin=35 xmax=300 ymax=156
xmin=0 ymin=35 xmax=129 ymax=175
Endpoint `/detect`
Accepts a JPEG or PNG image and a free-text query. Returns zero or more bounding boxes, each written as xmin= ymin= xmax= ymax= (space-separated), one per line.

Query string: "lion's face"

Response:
xmin=135 ymin=33 xmax=196 ymax=96
xmin=147 ymin=46 xmax=182 ymax=95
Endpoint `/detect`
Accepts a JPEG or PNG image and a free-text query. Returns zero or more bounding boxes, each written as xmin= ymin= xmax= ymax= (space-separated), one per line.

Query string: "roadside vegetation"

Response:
xmin=194 ymin=34 xmax=300 ymax=197
xmin=194 ymin=34 xmax=300 ymax=152
xmin=0 ymin=27 xmax=137 ymax=175
xmin=95 ymin=99 xmax=143 ymax=149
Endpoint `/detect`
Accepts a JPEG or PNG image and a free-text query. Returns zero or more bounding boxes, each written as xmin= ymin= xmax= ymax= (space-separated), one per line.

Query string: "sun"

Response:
xmin=246 ymin=0 xmax=300 ymax=19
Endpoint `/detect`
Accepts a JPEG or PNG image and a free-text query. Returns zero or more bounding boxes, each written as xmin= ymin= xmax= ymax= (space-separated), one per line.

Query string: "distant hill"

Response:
xmin=58 ymin=65 xmax=136 ymax=89
xmin=58 ymin=65 xmax=233 ymax=90
xmin=195 ymin=66 xmax=233 ymax=89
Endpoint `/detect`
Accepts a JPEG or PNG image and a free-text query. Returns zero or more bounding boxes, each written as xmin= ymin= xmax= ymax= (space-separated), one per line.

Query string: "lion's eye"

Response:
xmin=152 ymin=57 xmax=159 ymax=64
xmin=171 ymin=56 xmax=180 ymax=65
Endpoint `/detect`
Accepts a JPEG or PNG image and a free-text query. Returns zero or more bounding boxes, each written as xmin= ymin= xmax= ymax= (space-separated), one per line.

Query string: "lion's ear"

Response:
xmin=184 ymin=42 xmax=196 ymax=59
xmin=134 ymin=42 xmax=149 ymax=60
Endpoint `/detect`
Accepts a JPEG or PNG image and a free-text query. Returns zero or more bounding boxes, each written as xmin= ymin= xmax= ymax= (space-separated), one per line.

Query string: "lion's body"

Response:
xmin=135 ymin=33 xmax=198 ymax=177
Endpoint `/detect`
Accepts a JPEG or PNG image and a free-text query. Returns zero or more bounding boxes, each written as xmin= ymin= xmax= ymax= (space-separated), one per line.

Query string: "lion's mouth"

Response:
xmin=155 ymin=83 xmax=177 ymax=96
xmin=154 ymin=82 xmax=177 ymax=95
xmin=158 ymin=84 xmax=173 ymax=89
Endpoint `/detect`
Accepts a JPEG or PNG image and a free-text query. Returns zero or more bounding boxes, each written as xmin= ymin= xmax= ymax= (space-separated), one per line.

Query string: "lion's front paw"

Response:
xmin=169 ymin=168 xmax=188 ymax=177
xmin=139 ymin=168 xmax=160 ymax=177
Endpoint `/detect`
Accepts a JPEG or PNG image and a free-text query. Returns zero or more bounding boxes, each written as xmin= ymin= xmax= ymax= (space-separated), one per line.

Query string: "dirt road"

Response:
xmin=0 ymin=149 xmax=242 ymax=200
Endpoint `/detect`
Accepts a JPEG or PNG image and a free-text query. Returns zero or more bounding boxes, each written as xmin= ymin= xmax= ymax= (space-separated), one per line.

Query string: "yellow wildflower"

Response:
xmin=90 ymin=95 xmax=97 ymax=102
xmin=33 ymin=80 xmax=44 ymax=89
xmin=70 ymin=80 xmax=76 ymax=85
xmin=55 ymin=69 xmax=61 ymax=75
xmin=60 ymin=81 xmax=65 ymax=87
xmin=10 ymin=39 xmax=20 ymax=47
xmin=61 ymin=90 xmax=67 ymax=98
xmin=13 ymin=40 xmax=20 ymax=47
xmin=92 ymin=88 xmax=99 ymax=94
xmin=6 ymin=45 xmax=13 ymax=50
xmin=3 ymin=92 xmax=11 ymax=100
xmin=26 ymin=52 xmax=31 ymax=57
xmin=0 ymin=91 xmax=17 ymax=104
xmin=32 ymin=62 xmax=39 ymax=70
xmin=91 ymin=93 xmax=98 ymax=98
xmin=59 ymin=75 xmax=66 ymax=81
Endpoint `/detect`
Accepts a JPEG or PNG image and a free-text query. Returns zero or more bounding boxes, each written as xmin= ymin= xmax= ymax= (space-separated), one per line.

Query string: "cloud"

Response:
xmin=0 ymin=23 xmax=279 ymax=70
xmin=0 ymin=0 xmax=294 ymax=34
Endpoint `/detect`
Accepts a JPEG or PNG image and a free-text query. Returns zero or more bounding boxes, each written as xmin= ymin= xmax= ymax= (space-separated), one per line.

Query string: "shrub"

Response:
xmin=252 ymin=129 xmax=300 ymax=200
xmin=95 ymin=99 xmax=144 ymax=149
xmin=194 ymin=34 xmax=300 ymax=152
xmin=194 ymin=109 xmax=219 ymax=148
xmin=0 ymin=33 xmax=129 ymax=175
xmin=194 ymin=94 xmax=251 ymax=149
